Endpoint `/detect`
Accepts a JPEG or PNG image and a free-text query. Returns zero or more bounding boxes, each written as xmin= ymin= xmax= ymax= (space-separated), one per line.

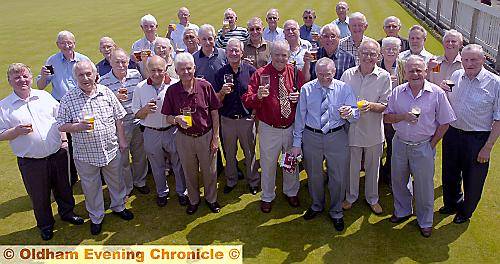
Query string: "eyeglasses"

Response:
xmin=384 ymin=25 xmax=399 ymax=29
xmin=303 ymin=16 xmax=314 ymax=19
xmin=321 ymin=34 xmax=337 ymax=40
xmin=360 ymin=52 xmax=380 ymax=58
xmin=267 ymin=16 xmax=278 ymax=20
xmin=248 ymin=27 xmax=262 ymax=32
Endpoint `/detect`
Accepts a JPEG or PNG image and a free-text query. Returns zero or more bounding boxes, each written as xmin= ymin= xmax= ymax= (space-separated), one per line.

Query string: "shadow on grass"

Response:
xmin=0 ymin=195 xmax=33 ymax=219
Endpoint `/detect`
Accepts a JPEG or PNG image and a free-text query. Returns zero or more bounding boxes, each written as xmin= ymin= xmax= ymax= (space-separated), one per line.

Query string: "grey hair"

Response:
xmin=110 ymin=48 xmax=128 ymax=60
xmin=315 ymin=57 xmax=336 ymax=72
xmin=183 ymin=28 xmax=198 ymax=37
xmin=271 ymin=39 xmax=290 ymax=54
xmin=283 ymin=19 xmax=299 ymax=29
xmin=57 ymin=30 xmax=75 ymax=42
xmin=462 ymin=44 xmax=484 ymax=56
xmin=198 ymin=24 xmax=216 ymax=37
xmin=359 ymin=38 xmax=381 ymax=52
xmin=443 ymin=29 xmax=463 ymax=43
xmin=174 ymin=52 xmax=195 ymax=69
xmin=247 ymin=17 xmax=263 ymax=27
xmin=321 ymin=23 xmax=341 ymax=37
xmin=226 ymin=38 xmax=244 ymax=51
xmin=349 ymin=12 xmax=368 ymax=25
xmin=140 ymin=14 xmax=157 ymax=26
xmin=266 ymin=8 xmax=279 ymax=17
xmin=72 ymin=60 xmax=96 ymax=79
xmin=336 ymin=1 xmax=349 ymax=9
xmin=409 ymin=25 xmax=427 ymax=38
xmin=405 ymin=55 xmax=426 ymax=69
xmin=155 ymin=37 xmax=173 ymax=49
xmin=381 ymin=37 xmax=402 ymax=48
xmin=383 ymin=16 xmax=401 ymax=27
xmin=224 ymin=8 xmax=236 ymax=17
xmin=7 ymin=63 xmax=32 ymax=81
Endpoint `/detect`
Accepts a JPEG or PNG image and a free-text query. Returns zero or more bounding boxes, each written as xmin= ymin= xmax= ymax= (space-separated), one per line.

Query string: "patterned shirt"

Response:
xmin=216 ymin=26 xmax=249 ymax=48
xmin=57 ymin=84 xmax=126 ymax=167
xmin=263 ymin=27 xmax=285 ymax=43
xmin=309 ymin=47 xmax=356 ymax=80
xmin=339 ymin=35 xmax=373 ymax=65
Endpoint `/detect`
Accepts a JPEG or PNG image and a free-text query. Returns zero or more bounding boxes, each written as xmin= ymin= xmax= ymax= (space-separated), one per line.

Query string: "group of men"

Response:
xmin=0 ymin=2 xmax=498 ymax=241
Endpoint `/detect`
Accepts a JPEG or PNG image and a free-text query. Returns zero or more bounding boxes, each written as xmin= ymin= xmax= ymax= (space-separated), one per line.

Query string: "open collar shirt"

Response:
xmin=263 ymin=27 xmax=285 ymax=43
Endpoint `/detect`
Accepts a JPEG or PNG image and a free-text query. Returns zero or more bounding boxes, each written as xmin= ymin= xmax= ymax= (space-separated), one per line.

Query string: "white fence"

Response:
xmin=400 ymin=0 xmax=500 ymax=71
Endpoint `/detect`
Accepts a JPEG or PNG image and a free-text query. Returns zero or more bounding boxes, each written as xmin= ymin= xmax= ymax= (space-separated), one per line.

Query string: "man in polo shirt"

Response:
xmin=303 ymin=23 xmax=355 ymax=82
xmin=299 ymin=9 xmax=321 ymax=44
xmin=427 ymin=30 xmax=463 ymax=86
xmin=398 ymin=25 xmax=434 ymax=63
xmin=291 ymin=58 xmax=358 ymax=231
xmin=37 ymin=30 xmax=90 ymax=186
xmin=216 ymin=8 xmax=249 ymax=48
xmin=166 ymin=7 xmax=199 ymax=52
xmin=440 ymin=44 xmax=499 ymax=224
xmin=244 ymin=17 xmax=271 ymax=69
xmin=284 ymin=19 xmax=312 ymax=70
xmin=99 ymin=48 xmax=148 ymax=197
xmin=162 ymin=52 xmax=222 ymax=215
xmin=263 ymin=8 xmax=285 ymax=43
xmin=339 ymin=12 xmax=373 ymax=65
xmin=193 ymin=24 xmax=227 ymax=87
xmin=96 ymin=37 xmax=138 ymax=76
xmin=57 ymin=60 xmax=133 ymax=236
xmin=214 ymin=38 xmax=259 ymax=195
xmin=0 ymin=63 xmax=84 ymax=241
xmin=384 ymin=55 xmax=456 ymax=237
xmin=132 ymin=55 xmax=188 ymax=207
xmin=377 ymin=16 xmax=410 ymax=52
xmin=340 ymin=39 xmax=392 ymax=214
xmin=242 ymin=40 xmax=304 ymax=213
xmin=332 ymin=1 xmax=350 ymax=38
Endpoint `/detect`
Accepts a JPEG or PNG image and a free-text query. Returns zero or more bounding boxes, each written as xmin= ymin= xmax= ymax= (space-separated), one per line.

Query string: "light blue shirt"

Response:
xmin=293 ymin=79 xmax=358 ymax=147
xmin=37 ymin=52 xmax=91 ymax=101
xmin=263 ymin=27 xmax=285 ymax=43
xmin=332 ymin=17 xmax=351 ymax=38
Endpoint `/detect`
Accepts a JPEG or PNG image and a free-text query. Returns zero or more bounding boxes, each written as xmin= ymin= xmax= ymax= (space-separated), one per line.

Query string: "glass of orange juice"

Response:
xmin=181 ymin=107 xmax=192 ymax=128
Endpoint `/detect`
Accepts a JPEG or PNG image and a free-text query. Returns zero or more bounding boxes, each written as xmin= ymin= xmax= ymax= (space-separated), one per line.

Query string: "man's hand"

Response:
xmin=61 ymin=141 xmax=69 ymax=150
xmin=119 ymin=140 xmax=128 ymax=153
xmin=427 ymin=58 xmax=439 ymax=72
xmin=359 ymin=101 xmax=372 ymax=113
xmin=404 ymin=112 xmax=418 ymax=123
xmin=290 ymin=146 xmax=302 ymax=158
xmin=116 ymin=91 xmax=128 ymax=102
xmin=339 ymin=105 xmax=353 ymax=119
xmin=477 ymin=145 xmax=492 ymax=163
xmin=220 ymin=83 xmax=233 ymax=95
xmin=40 ymin=66 xmax=51 ymax=78
xmin=289 ymin=91 xmax=300 ymax=103
xmin=210 ymin=135 xmax=219 ymax=154
xmin=14 ymin=124 xmax=33 ymax=136
xmin=76 ymin=120 xmax=93 ymax=132
xmin=257 ymin=85 xmax=270 ymax=99
xmin=303 ymin=51 xmax=314 ymax=64
xmin=174 ymin=115 xmax=189 ymax=129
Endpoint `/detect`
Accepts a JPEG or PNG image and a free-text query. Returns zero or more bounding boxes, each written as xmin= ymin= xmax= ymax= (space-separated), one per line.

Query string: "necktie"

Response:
xmin=320 ymin=88 xmax=329 ymax=133
xmin=278 ymin=74 xmax=291 ymax=118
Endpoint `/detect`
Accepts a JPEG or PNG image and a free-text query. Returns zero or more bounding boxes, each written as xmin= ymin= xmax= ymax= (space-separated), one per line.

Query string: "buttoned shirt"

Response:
xmin=0 ymin=89 xmax=62 ymax=158
xmin=99 ymin=69 xmax=143 ymax=124
xmin=448 ymin=68 xmax=500 ymax=131
xmin=299 ymin=24 xmax=321 ymax=43
xmin=341 ymin=66 xmax=392 ymax=147
xmin=309 ymin=47 xmax=356 ymax=80
xmin=428 ymin=54 xmax=463 ymax=86
xmin=339 ymin=35 xmax=373 ymax=65
xmin=214 ymin=63 xmax=256 ymax=118
xmin=216 ymin=26 xmax=249 ymax=48
xmin=242 ymin=63 xmax=304 ymax=127
xmin=263 ymin=27 xmax=285 ymax=43
xmin=132 ymin=77 xmax=178 ymax=128
xmin=385 ymin=81 xmax=456 ymax=142
xmin=293 ymin=79 xmax=357 ymax=147
xmin=131 ymin=36 xmax=157 ymax=53
xmin=170 ymin=23 xmax=199 ymax=51
xmin=96 ymin=58 xmax=138 ymax=76
xmin=162 ymin=79 xmax=222 ymax=135
xmin=193 ymin=47 xmax=227 ymax=86
xmin=289 ymin=38 xmax=312 ymax=70
xmin=332 ymin=17 xmax=351 ymax=38
xmin=37 ymin=52 xmax=91 ymax=101
xmin=56 ymin=84 xmax=127 ymax=167
xmin=244 ymin=40 xmax=271 ymax=68
xmin=398 ymin=48 xmax=434 ymax=63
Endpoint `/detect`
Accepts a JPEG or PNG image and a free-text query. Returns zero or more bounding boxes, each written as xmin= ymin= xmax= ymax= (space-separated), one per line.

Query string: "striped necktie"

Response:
xmin=320 ymin=88 xmax=329 ymax=133
xmin=278 ymin=74 xmax=291 ymax=118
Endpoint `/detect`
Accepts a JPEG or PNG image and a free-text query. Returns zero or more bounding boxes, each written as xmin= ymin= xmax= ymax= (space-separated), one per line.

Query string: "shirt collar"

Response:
xmin=77 ymin=84 xmax=104 ymax=98
xmin=199 ymin=47 xmax=218 ymax=58
xmin=354 ymin=65 xmax=383 ymax=76
xmin=59 ymin=52 xmax=77 ymax=62
xmin=9 ymin=88 xmax=39 ymax=104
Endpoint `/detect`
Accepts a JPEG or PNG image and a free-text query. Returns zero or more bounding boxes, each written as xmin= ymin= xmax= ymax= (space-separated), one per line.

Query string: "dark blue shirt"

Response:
xmin=299 ymin=24 xmax=321 ymax=44
xmin=310 ymin=47 xmax=356 ymax=80
xmin=96 ymin=58 xmax=138 ymax=77
xmin=193 ymin=48 xmax=227 ymax=87
xmin=214 ymin=63 xmax=256 ymax=118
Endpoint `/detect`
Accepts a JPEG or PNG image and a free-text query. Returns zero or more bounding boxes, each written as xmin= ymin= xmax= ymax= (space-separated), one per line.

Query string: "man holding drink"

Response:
xmin=427 ymin=30 xmax=464 ymax=89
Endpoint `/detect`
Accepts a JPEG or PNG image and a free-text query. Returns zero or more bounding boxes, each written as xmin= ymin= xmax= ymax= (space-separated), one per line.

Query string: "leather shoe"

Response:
xmin=178 ymin=195 xmax=189 ymax=206
xmin=62 ymin=215 xmax=84 ymax=225
xmin=260 ymin=201 xmax=272 ymax=213
xmin=389 ymin=214 xmax=412 ymax=223
xmin=249 ymin=186 xmax=258 ymax=195
xmin=303 ymin=208 xmax=321 ymax=220
xmin=286 ymin=196 xmax=300 ymax=207
xmin=331 ymin=217 xmax=345 ymax=231
xmin=342 ymin=201 xmax=352 ymax=210
xmin=453 ymin=214 xmax=469 ymax=224
xmin=369 ymin=203 xmax=383 ymax=215
xmin=40 ymin=228 xmax=53 ymax=241
xmin=205 ymin=200 xmax=221 ymax=213
xmin=439 ymin=206 xmax=457 ymax=215
xmin=186 ymin=203 xmax=199 ymax=215
xmin=223 ymin=185 xmax=235 ymax=194
xmin=90 ymin=223 xmax=102 ymax=235
xmin=112 ymin=209 xmax=134 ymax=221
xmin=420 ymin=227 xmax=432 ymax=238
xmin=135 ymin=185 xmax=150 ymax=194
xmin=156 ymin=196 xmax=168 ymax=207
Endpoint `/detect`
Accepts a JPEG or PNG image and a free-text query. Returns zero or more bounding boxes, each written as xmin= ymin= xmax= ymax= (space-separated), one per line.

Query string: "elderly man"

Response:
xmin=427 ymin=30 xmax=463 ymax=86
xmin=194 ymin=24 xmax=227 ymax=87
xmin=284 ymin=19 xmax=312 ymax=70
xmin=132 ymin=55 xmax=188 ymax=207
xmin=440 ymin=44 xmax=499 ymax=224
xmin=384 ymin=55 xmax=456 ymax=238
xmin=242 ymin=40 xmax=304 ymax=213
xmin=96 ymin=37 xmax=138 ymax=76
xmin=57 ymin=60 xmax=133 ymax=236
xmin=216 ymin=8 xmax=249 ymax=48
xmin=99 ymin=48 xmax=148 ymax=197
xmin=37 ymin=30 xmax=90 ymax=185
xmin=263 ymin=8 xmax=285 ymax=43
xmin=0 ymin=63 xmax=83 ymax=240
xmin=291 ymin=58 xmax=357 ymax=231
xmin=304 ymin=23 xmax=355 ymax=82
xmin=299 ymin=9 xmax=321 ymax=44
xmin=183 ymin=28 xmax=200 ymax=54
xmin=214 ymin=38 xmax=259 ymax=195
xmin=332 ymin=2 xmax=351 ymax=38
xmin=162 ymin=52 xmax=222 ymax=215
xmin=340 ymin=39 xmax=392 ymax=214
xmin=339 ymin=12 xmax=373 ymax=65
xmin=398 ymin=25 xmax=434 ymax=63
xmin=131 ymin=14 xmax=158 ymax=57
xmin=244 ymin=17 xmax=271 ymax=69
xmin=166 ymin=7 xmax=199 ymax=51
xmin=153 ymin=37 xmax=178 ymax=79
xmin=377 ymin=16 xmax=410 ymax=52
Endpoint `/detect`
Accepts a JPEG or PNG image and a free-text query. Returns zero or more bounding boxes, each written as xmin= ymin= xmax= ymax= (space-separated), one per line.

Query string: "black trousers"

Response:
xmin=442 ymin=126 xmax=490 ymax=218
xmin=17 ymin=148 xmax=76 ymax=230
xmin=381 ymin=123 xmax=395 ymax=182
xmin=67 ymin=133 xmax=79 ymax=185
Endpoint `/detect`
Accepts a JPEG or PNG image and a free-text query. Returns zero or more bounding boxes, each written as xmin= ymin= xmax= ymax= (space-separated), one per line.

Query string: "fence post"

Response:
xmin=451 ymin=0 xmax=458 ymax=28
xmin=436 ymin=0 xmax=442 ymax=27
xmin=496 ymin=42 xmax=500 ymax=72
xmin=470 ymin=8 xmax=480 ymax=44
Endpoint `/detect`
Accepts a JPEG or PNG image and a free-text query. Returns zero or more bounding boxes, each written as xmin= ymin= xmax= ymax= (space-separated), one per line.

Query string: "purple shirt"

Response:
xmin=385 ymin=81 xmax=456 ymax=142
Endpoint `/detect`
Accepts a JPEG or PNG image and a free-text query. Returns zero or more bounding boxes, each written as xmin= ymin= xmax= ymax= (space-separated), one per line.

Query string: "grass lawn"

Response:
xmin=0 ymin=0 xmax=498 ymax=263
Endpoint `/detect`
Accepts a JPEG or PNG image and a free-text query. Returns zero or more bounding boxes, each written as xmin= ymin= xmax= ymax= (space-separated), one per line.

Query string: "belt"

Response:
xmin=264 ymin=122 xmax=293 ymax=129
xmin=305 ymin=125 xmax=344 ymax=134
xmin=179 ymin=129 xmax=210 ymax=138
xmin=451 ymin=126 xmax=490 ymax=136
xmin=397 ymin=136 xmax=431 ymax=146
xmin=224 ymin=114 xmax=250 ymax=119
xmin=144 ymin=125 xmax=173 ymax=131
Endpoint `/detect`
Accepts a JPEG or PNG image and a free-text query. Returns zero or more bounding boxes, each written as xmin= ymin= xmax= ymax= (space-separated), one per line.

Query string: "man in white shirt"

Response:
xmin=398 ymin=25 xmax=434 ymax=63
xmin=263 ymin=8 xmax=285 ymax=43
xmin=0 ymin=63 xmax=83 ymax=240
xmin=166 ymin=7 xmax=199 ymax=52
